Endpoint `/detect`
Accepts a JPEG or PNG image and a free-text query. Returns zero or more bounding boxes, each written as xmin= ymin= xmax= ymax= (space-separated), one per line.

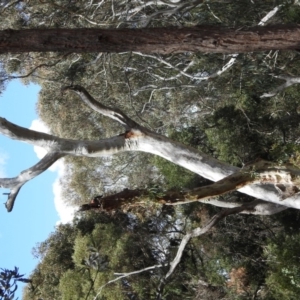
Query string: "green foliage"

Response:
xmin=265 ymin=233 xmax=300 ymax=299
xmin=204 ymin=94 xmax=272 ymax=165
xmin=25 ymin=212 xmax=146 ymax=299
xmin=22 ymin=224 xmax=77 ymax=300
xmin=203 ymin=85 xmax=300 ymax=166
xmin=22 ymin=212 xmax=155 ymax=299
xmin=4 ymin=59 xmax=21 ymax=74
xmin=23 ymin=208 xmax=211 ymax=299
xmin=3 ymin=1 xmax=300 ymax=300
xmin=154 ymin=155 xmax=200 ymax=190
xmin=72 ymin=223 xmax=125 ymax=270
xmin=281 ymin=1 xmax=300 ymax=23
xmin=270 ymin=143 xmax=300 ymax=164
xmin=59 ymin=271 xmax=86 ymax=300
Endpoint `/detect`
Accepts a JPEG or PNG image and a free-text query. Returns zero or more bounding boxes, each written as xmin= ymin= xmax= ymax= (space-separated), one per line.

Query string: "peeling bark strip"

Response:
xmin=1 ymin=25 xmax=300 ymax=54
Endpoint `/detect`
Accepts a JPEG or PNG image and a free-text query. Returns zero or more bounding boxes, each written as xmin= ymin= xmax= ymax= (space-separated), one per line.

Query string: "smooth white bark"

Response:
xmin=258 ymin=5 xmax=282 ymax=26
xmin=0 ymin=152 xmax=62 ymax=211
xmin=1 ymin=86 xmax=300 ymax=212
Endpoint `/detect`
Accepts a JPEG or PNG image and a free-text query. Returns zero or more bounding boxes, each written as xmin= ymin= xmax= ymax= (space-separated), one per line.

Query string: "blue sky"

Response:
xmin=0 ymin=80 xmax=67 ymax=298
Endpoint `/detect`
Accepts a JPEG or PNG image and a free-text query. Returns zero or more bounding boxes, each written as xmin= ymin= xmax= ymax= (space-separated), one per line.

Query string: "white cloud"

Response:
xmin=52 ymin=163 xmax=77 ymax=225
xmin=0 ymin=149 xmax=8 ymax=178
xmin=30 ymin=119 xmax=77 ymax=224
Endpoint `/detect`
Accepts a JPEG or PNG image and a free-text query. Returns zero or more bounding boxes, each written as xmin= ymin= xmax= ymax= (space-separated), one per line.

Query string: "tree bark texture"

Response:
xmin=1 ymin=25 xmax=300 ymax=54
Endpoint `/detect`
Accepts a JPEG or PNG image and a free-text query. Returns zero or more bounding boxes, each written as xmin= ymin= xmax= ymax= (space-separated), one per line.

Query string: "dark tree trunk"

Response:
xmin=1 ymin=25 xmax=300 ymax=54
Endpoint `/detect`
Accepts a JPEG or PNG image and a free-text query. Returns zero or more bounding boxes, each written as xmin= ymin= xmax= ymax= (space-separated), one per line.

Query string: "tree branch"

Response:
xmin=93 ymin=264 xmax=166 ymax=300
xmin=61 ymin=86 xmax=300 ymax=210
xmin=154 ymin=200 xmax=263 ymax=298
xmin=115 ymin=0 xmax=179 ymax=18
xmin=260 ymin=75 xmax=300 ymax=98
xmin=3 ymin=25 xmax=300 ymax=54
xmin=0 ymin=116 xmax=131 ymax=157
xmin=164 ymin=200 xmax=263 ymax=281
xmin=0 ymin=53 xmax=71 ymax=85
xmin=198 ymin=4 xmax=282 ymax=82
xmin=0 ymin=117 xmax=61 ymax=148
xmin=258 ymin=4 xmax=282 ymax=26
xmin=165 ymin=160 xmax=300 ymax=206
xmin=62 ymin=85 xmax=139 ymax=129
xmin=142 ymin=0 xmax=205 ymax=27
xmin=133 ymin=52 xmax=198 ymax=81
xmin=196 ymin=198 xmax=287 ymax=215
xmin=79 ymin=185 xmax=287 ymax=216
xmin=135 ymin=3 xmax=282 ymax=87
xmin=1 ymin=152 xmax=63 ymax=211
xmin=92 ymin=199 xmax=270 ymax=299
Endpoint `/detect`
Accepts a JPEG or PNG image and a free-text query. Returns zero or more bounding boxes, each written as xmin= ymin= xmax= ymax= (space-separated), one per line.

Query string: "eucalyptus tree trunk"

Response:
xmin=1 ymin=25 xmax=300 ymax=54
xmin=1 ymin=85 xmax=300 ymax=214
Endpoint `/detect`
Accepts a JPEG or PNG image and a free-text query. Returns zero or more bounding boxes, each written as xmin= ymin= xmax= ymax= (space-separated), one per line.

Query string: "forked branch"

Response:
xmin=1 ymin=152 xmax=63 ymax=211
